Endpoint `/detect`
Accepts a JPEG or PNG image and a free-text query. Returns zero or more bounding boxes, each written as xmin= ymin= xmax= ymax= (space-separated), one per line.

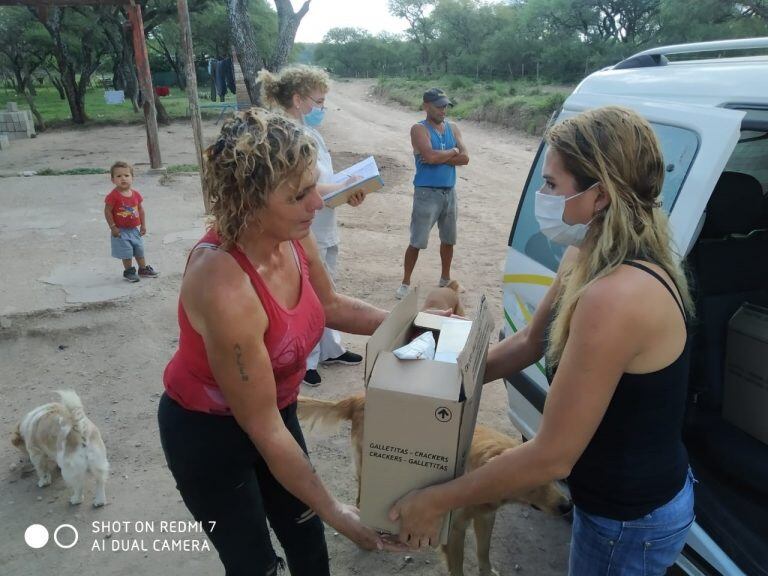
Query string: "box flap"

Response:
xmin=457 ymin=295 xmax=495 ymax=399
xmin=369 ymin=352 xmax=461 ymax=401
xmin=365 ymin=289 xmax=419 ymax=384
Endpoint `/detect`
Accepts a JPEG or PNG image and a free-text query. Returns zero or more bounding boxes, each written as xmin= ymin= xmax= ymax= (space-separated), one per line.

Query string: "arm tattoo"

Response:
xmin=234 ymin=343 xmax=249 ymax=382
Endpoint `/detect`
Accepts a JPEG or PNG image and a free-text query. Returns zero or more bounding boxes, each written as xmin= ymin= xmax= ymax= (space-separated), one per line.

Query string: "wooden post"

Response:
xmin=177 ymin=0 xmax=209 ymax=212
xmin=127 ymin=1 xmax=162 ymax=170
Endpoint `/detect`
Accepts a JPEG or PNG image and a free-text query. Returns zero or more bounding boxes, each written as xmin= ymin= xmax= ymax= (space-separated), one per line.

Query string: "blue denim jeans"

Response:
xmin=568 ymin=468 xmax=695 ymax=576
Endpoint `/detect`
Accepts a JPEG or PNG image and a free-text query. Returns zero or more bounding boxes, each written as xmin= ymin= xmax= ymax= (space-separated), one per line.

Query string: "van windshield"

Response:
xmin=510 ymin=122 xmax=698 ymax=272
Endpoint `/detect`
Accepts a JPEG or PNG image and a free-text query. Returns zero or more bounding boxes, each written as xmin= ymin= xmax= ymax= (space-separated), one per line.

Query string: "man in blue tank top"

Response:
xmin=396 ymin=88 xmax=470 ymax=299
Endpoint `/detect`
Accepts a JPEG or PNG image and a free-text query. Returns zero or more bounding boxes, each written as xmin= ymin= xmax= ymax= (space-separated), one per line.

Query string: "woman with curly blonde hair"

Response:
xmin=158 ymin=108 xmax=394 ymax=576
xmin=392 ymin=107 xmax=696 ymax=575
xmin=260 ymin=64 xmax=368 ymax=388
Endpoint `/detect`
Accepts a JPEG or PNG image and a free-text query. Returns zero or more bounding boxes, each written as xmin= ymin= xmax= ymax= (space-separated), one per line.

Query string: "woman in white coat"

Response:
xmin=260 ymin=65 xmax=366 ymax=387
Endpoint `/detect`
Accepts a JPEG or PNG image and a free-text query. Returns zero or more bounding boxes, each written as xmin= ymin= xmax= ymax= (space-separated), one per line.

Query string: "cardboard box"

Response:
xmin=722 ymin=302 xmax=768 ymax=444
xmin=359 ymin=290 xmax=494 ymax=543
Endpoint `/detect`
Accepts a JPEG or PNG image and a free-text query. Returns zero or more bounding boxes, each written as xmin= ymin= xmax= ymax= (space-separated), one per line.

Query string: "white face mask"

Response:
xmin=534 ymin=182 xmax=598 ymax=246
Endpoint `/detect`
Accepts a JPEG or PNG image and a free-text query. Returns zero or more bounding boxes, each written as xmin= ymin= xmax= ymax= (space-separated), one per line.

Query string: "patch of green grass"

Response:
xmin=166 ymin=163 xmax=200 ymax=173
xmin=37 ymin=167 xmax=108 ymax=176
xmin=0 ymin=85 xmax=219 ymax=128
xmin=374 ymin=76 xmax=573 ymax=135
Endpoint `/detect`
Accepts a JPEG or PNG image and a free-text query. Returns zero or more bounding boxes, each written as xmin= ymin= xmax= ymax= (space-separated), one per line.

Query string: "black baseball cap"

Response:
xmin=423 ymin=88 xmax=452 ymax=107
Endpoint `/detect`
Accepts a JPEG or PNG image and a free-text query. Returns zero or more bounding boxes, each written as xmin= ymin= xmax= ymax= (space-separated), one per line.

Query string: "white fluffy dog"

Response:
xmin=12 ymin=390 xmax=109 ymax=507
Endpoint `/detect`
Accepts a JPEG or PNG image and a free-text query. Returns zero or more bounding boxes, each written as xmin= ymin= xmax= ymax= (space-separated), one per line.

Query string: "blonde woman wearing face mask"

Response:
xmin=390 ymin=106 xmax=696 ymax=575
xmin=259 ymin=65 xmax=366 ymax=388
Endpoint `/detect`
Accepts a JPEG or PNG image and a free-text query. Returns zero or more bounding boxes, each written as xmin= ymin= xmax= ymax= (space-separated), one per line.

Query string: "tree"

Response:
xmin=227 ymin=0 xmax=265 ymax=102
xmin=150 ymin=22 xmax=186 ymax=89
xmin=0 ymin=7 xmax=50 ymax=130
xmin=33 ymin=6 xmax=110 ymax=124
xmin=227 ymin=0 xmax=306 ymax=104
xmin=388 ymin=0 xmax=436 ymax=74
xmin=431 ymin=0 xmax=501 ymax=75
xmin=270 ymin=0 xmax=310 ymax=70
xmin=191 ymin=2 xmax=233 ymax=59
xmin=100 ymin=6 xmax=141 ymax=111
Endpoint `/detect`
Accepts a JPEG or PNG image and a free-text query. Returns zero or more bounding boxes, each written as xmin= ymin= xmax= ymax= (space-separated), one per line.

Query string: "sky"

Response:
xmin=294 ymin=0 xmax=408 ymax=43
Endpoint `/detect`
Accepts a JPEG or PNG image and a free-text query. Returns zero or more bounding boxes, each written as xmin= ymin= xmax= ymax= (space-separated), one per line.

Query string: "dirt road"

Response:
xmin=0 ymin=80 xmax=571 ymax=575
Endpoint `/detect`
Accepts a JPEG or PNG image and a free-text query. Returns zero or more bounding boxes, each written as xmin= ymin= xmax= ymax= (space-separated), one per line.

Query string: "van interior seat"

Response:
xmin=686 ymin=170 xmax=768 ymax=497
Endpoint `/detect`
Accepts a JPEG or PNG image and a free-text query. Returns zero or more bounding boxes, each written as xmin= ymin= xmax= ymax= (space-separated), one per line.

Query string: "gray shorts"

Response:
xmin=409 ymin=186 xmax=457 ymax=249
xmin=111 ymin=227 xmax=145 ymax=260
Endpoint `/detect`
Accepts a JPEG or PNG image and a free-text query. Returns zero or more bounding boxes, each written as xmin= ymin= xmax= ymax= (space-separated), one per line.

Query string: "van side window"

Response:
xmin=725 ymin=130 xmax=768 ymax=194
xmin=510 ymin=122 xmax=699 ymax=272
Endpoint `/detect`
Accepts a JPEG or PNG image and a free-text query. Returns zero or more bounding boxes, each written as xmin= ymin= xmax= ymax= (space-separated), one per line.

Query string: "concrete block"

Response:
xmin=6 ymin=102 xmax=18 ymax=112
xmin=0 ymin=134 xmax=9 ymax=150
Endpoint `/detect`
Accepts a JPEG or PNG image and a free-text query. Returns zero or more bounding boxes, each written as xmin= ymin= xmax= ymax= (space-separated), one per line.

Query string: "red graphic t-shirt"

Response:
xmin=105 ymin=188 xmax=143 ymax=229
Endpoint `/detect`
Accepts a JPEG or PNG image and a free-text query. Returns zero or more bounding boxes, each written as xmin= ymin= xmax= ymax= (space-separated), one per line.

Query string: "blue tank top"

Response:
xmin=413 ymin=120 xmax=456 ymax=188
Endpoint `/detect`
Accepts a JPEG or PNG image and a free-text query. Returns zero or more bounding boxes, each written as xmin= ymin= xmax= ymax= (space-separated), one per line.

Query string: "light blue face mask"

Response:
xmin=534 ymin=182 xmax=599 ymax=246
xmin=303 ymin=106 xmax=325 ymax=127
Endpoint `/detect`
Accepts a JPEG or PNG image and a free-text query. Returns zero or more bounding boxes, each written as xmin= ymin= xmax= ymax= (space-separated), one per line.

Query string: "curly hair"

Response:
xmin=203 ymin=107 xmax=317 ymax=249
xmin=258 ymin=65 xmax=330 ymax=110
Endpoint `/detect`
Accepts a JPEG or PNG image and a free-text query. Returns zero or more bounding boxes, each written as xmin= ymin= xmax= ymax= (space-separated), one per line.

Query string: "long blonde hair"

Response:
xmin=546 ymin=106 xmax=693 ymax=368
xmin=203 ymin=108 xmax=317 ymax=249
xmin=258 ymin=65 xmax=330 ymax=110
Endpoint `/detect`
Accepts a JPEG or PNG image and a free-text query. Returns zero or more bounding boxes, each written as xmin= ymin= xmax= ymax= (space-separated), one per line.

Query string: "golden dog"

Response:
xmin=423 ymin=279 xmax=465 ymax=317
xmin=298 ymin=394 xmax=571 ymax=576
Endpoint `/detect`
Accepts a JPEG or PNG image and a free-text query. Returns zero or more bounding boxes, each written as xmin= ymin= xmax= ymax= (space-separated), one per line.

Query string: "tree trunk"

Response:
xmin=36 ymin=7 xmax=88 ymax=123
xmin=122 ymin=24 xmax=140 ymax=112
xmin=12 ymin=67 xmax=46 ymax=131
xmin=153 ymin=37 xmax=186 ymax=90
xmin=270 ymin=0 xmax=311 ymax=71
xmin=104 ymin=14 xmax=139 ymax=112
xmin=45 ymin=70 xmax=66 ymax=100
xmin=63 ymin=75 xmax=86 ymax=123
xmin=22 ymin=87 xmax=46 ymax=132
xmin=226 ymin=0 xmax=265 ymax=104
xmin=155 ymin=97 xmax=171 ymax=125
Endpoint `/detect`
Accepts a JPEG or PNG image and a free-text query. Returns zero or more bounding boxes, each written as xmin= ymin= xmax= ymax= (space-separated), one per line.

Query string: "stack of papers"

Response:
xmin=434 ymin=318 xmax=473 ymax=364
xmin=323 ymin=155 xmax=384 ymax=208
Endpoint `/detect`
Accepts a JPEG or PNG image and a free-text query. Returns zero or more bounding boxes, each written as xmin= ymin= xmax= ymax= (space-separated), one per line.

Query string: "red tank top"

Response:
xmin=163 ymin=230 xmax=325 ymax=414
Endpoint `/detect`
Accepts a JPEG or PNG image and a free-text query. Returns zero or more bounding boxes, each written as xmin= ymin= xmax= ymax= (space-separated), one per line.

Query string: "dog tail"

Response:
xmin=11 ymin=424 xmax=24 ymax=448
xmin=446 ymin=279 xmax=462 ymax=292
xmin=56 ymin=390 xmax=90 ymax=438
xmin=297 ymin=395 xmax=363 ymax=434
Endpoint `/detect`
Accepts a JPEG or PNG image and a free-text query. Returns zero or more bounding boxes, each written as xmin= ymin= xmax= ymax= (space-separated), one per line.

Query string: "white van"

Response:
xmin=502 ymin=38 xmax=768 ymax=576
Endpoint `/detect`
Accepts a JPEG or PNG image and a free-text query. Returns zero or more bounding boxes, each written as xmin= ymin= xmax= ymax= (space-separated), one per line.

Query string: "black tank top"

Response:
xmin=567 ymin=261 xmax=690 ymax=520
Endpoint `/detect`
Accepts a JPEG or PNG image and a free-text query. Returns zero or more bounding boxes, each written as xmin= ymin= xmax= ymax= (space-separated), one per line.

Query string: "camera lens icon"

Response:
xmin=25 ymin=524 xmax=79 ymax=549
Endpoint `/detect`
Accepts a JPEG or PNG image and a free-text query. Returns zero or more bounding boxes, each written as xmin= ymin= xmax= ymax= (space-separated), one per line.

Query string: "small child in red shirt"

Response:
xmin=104 ymin=161 xmax=159 ymax=282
